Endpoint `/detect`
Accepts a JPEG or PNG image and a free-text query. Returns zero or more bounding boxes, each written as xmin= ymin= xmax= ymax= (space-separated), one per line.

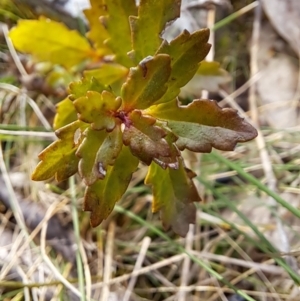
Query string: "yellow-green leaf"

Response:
xmin=74 ymin=90 xmax=121 ymax=131
xmin=46 ymin=67 xmax=73 ymax=89
xmin=9 ymin=18 xmax=96 ymax=69
xmin=76 ymin=126 xmax=123 ymax=185
xmin=145 ymin=159 xmax=201 ymax=236
xmin=129 ymin=0 xmax=181 ymax=63
xmin=53 ymin=98 xmax=77 ymax=130
xmin=155 ymin=29 xmax=211 ymax=104
xmin=68 ymin=76 xmax=105 ymax=101
xmin=181 ymin=61 xmax=231 ymax=97
xmin=121 ymin=55 xmax=171 ymax=111
xmin=31 ymin=121 xmax=87 ymax=182
xmin=197 ymin=61 xmax=227 ymax=76
xmin=83 ymin=0 xmax=111 ymax=55
xmin=146 ymin=99 xmax=258 ymax=152
xmin=102 ymin=0 xmax=137 ymax=67
xmin=84 ymin=146 xmax=139 ymax=227
xmin=123 ymin=110 xmax=170 ymax=165
xmin=84 ymin=64 xmax=128 ymax=86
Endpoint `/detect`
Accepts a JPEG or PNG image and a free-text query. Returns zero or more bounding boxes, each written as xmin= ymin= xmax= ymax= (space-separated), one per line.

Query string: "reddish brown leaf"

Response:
xmin=123 ymin=110 xmax=170 ymax=165
xmin=146 ymin=99 xmax=258 ymax=152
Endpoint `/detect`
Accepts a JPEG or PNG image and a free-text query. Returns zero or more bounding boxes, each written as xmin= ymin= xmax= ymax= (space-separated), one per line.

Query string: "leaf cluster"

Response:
xmin=10 ymin=0 xmax=257 ymax=236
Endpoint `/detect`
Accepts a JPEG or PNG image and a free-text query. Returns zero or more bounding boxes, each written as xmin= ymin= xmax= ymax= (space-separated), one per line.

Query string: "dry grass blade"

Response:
xmin=248 ymin=1 xmax=296 ymax=268
xmin=178 ymin=224 xmax=194 ymax=301
xmin=2 ymin=23 xmax=28 ymax=77
xmin=100 ymin=221 xmax=115 ymax=301
xmin=123 ymin=236 xmax=151 ymax=301
xmin=40 ymin=209 xmax=83 ymax=299
xmin=91 ymin=254 xmax=186 ymax=289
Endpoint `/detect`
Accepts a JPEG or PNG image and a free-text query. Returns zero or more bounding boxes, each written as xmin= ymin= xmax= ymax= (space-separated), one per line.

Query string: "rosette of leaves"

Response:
xmin=10 ymin=0 xmax=257 ymax=236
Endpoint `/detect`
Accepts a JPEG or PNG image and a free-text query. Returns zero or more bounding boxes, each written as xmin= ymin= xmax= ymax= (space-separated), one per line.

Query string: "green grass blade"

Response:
xmin=198 ymin=176 xmax=300 ymax=284
xmin=209 ymin=151 xmax=300 ymax=220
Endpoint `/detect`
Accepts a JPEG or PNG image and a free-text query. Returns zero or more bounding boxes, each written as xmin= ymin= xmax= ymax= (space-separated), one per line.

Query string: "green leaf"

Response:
xmin=129 ymin=0 xmax=181 ymax=63
xmin=83 ymin=0 xmax=111 ymax=55
xmin=75 ymin=127 xmax=106 ymax=185
xmin=155 ymin=29 xmax=211 ymax=104
xmin=102 ymin=0 xmax=137 ymax=67
xmin=145 ymin=159 xmax=201 ymax=236
xmin=31 ymin=121 xmax=87 ymax=182
xmin=123 ymin=110 xmax=171 ymax=165
xmin=146 ymin=99 xmax=258 ymax=152
xmin=53 ymin=98 xmax=77 ymax=130
xmin=84 ymin=64 xmax=128 ymax=86
xmin=68 ymin=76 xmax=105 ymax=101
xmin=76 ymin=126 xmax=123 ymax=185
xmin=74 ymin=90 xmax=121 ymax=131
xmin=94 ymin=125 xmax=123 ymax=173
xmin=9 ymin=18 xmax=96 ymax=69
xmin=121 ymin=55 xmax=171 ymax=111
xmin=84 ymin=146 xmax=139 ymax=227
